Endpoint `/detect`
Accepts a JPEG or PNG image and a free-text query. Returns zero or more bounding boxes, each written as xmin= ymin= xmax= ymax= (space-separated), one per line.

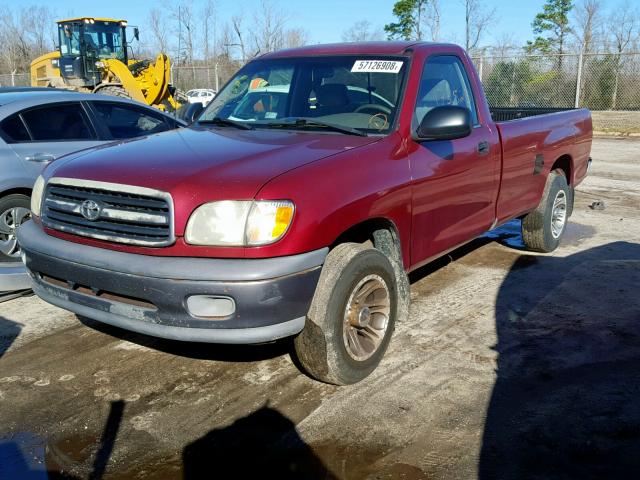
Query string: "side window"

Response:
xmin=0 ymin=114 xmax=30 ymax=143
xmin=415 ymin=55 xmax=479 ymax=126
xmin=21 ymin=103 xmax=94 ymax=141
xmin=92 ymin=102 xmax=170 ymax=139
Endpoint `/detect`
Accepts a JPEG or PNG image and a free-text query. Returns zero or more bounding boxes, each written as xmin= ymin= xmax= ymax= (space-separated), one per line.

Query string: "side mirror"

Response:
xmin=134 ymin=27 xmax=140 ymax=41
xmin=414 ymin=106 xmax=472 ymax=141
xmin=178 ymin=102 xmax=205 ymax=124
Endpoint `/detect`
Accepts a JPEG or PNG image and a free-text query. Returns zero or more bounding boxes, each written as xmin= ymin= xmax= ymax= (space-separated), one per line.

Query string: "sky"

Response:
xmin=1 ymin=0 xmax=632 ymax=48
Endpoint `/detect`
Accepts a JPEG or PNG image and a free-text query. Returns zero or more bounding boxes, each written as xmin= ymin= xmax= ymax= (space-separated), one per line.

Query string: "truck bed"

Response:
xmin=493 ymin=107 xmax=592 ymax=224
xmin=490 ymin=107 xmax=577 ymax=122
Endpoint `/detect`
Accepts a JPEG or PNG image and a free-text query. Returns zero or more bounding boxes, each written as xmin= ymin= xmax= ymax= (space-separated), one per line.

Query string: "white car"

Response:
xmin=186 ymin=89 xmax=216 ymax=106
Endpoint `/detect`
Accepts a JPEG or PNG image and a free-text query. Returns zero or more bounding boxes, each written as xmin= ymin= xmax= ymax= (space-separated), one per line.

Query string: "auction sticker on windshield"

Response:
xmin=351 ymin=60 xmax=404 ymax=73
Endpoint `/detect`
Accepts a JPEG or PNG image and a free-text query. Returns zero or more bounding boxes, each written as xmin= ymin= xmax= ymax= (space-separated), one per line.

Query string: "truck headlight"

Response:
xmin=185 ymin=200 xmax=294 ymax=246
xmin=31 ymin=175 xmax=45 ymax=217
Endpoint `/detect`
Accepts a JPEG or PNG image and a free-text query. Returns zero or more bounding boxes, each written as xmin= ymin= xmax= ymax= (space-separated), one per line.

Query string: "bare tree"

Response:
xmin=607 ymin=1 xmax=639 ymax=108
xmin=21 ymin=6 xmax=55 ymax=56
xmin=251 ymin=0 xmax=289 ymax=55
xmin=201 ymin=0 xmax=217 ymax=88
xmin=172 ymin=0 xmax=196 ymax=65
xmin=490 ymin=32 xmax=518 ymax=57
xmin=572 ymin=0 xmax=602 ymax=54
xmin=424 ymin=0 xmax=441 ymax=41
xmin=284 ymin=28 xmax=308 ymax=49
xmin=230 ymin=15 xmax=247 ymax=63
xmin=462 ymin=0 xmax=497 ymax=53
xmin=148 ymin=8 xmax=170 ymax=54
xmin=342 ymin=20 xmax=385 ymax=42
xmin=0 ymin=7 xmax=32 ymax=73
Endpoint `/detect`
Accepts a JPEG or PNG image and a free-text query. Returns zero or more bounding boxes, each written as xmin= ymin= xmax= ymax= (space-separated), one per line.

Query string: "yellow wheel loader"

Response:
xmin=30 ymin=18 xmax=184 ymax=111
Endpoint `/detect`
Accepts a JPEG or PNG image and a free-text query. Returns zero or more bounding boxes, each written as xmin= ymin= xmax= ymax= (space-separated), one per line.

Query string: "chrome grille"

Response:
xmin=41 ymin=178 xmax=174 ymax=247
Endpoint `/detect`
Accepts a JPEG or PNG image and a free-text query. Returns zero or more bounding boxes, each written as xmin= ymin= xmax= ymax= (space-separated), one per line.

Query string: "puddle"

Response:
xmin=311 ymin=442 xmax=431 ymax=479
xmin=561 ymin=222 xmax=597 ymax=246
xmin=0 ymin=432 xmax=49 ymax=479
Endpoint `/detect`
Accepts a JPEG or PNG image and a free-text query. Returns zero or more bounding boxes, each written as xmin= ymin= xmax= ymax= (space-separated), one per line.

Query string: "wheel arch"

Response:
xmin=0 ymin=187 xmax=32 ymax=199
xmin=331 ymin=217 xmax=404 ymax=262
xmin=550 ymin=154 xmax=573 ymax=186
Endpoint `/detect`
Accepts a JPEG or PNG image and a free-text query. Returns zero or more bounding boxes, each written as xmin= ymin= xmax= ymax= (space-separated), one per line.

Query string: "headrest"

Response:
xmin=316 ymin=84 xmax=349 ymax=107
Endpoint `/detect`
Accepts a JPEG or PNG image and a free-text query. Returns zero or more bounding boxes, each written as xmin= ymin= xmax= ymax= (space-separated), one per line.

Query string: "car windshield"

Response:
xmin=199 ymin=56 xmax=409 ymax=135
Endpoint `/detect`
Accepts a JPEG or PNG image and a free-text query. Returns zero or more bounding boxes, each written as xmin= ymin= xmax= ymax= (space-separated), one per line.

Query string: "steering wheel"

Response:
xmin=354 ymin=103 xmax=392 ymax=115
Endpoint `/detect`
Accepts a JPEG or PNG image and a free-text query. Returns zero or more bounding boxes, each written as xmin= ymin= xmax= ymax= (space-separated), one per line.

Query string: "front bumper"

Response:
xmin=18 ymin=221 xmax=326 ymax=344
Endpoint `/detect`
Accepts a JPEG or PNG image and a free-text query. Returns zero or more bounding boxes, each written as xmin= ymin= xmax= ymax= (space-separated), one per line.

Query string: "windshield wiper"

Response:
xmin=198 ymin=117 xmax=254 ymax=130
xmin=263 ymin=118 xmax=367 ymax=137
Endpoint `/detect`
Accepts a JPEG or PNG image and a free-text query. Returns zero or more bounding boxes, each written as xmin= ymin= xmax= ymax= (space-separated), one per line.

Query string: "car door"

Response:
xmin=7 ymin=102 xmax=104 ymax=178
xmin=88 ymin=101 xmax=176 ymax=140
xmin=408 ymin=54 xmax=501 ymax=267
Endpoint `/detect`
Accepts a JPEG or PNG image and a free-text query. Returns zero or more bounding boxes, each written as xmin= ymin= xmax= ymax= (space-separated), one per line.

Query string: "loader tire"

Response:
xmin=96 ymin=85 xmax=132 ymax=100
xmin=521 ymin=170 xmax=570 ymax=253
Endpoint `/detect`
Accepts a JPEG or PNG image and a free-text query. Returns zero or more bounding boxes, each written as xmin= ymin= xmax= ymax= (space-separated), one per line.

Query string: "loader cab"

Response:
xmin=57 ymin=18 xmax=129 ymax=88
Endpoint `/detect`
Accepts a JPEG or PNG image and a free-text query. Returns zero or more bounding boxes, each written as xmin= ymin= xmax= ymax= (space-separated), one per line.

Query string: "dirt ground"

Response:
xmin=0 ymin=138 xmax=639 ymax=479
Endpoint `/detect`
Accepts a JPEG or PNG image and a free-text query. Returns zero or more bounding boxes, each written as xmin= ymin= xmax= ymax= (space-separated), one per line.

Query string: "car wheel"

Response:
xmin=0 ymin=194 xmax=31 ymax=262
xmin=521 ymin=170 xmax=570 ymax=253
xmin=294 ymin=243 xmax=398 ymax=385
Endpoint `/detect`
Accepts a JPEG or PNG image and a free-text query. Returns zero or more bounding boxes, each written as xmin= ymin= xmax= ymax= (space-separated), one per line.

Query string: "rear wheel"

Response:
xmin=294 ymin=243 xmax=398 ymax=385
xmin=95 ymin=85 xmax=132 ymax=100
xmin=0 ymin=194 xmax=31 ymax=262
xmin=521 ymin=171 xmax=570 ymax=253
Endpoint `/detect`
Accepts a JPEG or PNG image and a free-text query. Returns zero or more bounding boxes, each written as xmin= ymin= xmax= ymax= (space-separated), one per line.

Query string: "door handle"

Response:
xmin=477 ymin=141 xmax=490 ymax=156
xmin=25 ymin=153 xmax=55 ymax=163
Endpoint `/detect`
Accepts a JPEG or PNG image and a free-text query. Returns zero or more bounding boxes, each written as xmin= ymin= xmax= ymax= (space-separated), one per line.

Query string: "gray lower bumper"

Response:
xmin=18 ymin=221 xmax=326 ymax=344
xmin=0 ymin=263 xmax=31 ymax=292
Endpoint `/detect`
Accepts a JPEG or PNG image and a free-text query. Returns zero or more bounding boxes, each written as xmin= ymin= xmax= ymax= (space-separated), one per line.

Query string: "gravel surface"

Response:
xmin=0 ymin=137 xmax=638 ymax=479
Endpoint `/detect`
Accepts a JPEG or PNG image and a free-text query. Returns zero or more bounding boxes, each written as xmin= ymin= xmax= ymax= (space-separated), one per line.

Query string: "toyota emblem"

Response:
xmin=80 ymin=200 xmax=101 ymax=221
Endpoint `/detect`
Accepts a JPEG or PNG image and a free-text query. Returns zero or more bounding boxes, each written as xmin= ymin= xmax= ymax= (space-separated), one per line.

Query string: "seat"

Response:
xmin=314 ymin=84 xmax=351 ymax=116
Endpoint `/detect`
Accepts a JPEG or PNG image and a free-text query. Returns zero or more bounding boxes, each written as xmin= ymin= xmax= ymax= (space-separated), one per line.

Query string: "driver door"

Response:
xmin=408 ymin=55 xmax=500 ymax=267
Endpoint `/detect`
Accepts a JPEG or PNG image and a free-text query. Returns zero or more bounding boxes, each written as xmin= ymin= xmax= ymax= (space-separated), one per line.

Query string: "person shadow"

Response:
xmin=479 ymin=241 xmax=640 ymax=479
xmin=182 ymin=406 xmax=335 ymax=479
xmin=0 ymin=316 xmax=21 ymax=359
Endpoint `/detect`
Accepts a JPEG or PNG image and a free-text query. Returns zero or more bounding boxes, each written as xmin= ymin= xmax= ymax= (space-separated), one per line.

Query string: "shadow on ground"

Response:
xmin=479 ymin=241 xmax=640 ymax=479
xmin=183 ymin=406 xmax=334 ymax=479
xmin=0 ymin=316 xmax=20 ymax=359
xmin=77 ymin=316 xmax=293 ymax=363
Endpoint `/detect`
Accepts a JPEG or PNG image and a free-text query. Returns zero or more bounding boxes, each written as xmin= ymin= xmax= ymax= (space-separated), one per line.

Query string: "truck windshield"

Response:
xmin=59 ymin=22 xmax=125 ymax=61
xmin=199 ymin=56 xmax=409 ymax=135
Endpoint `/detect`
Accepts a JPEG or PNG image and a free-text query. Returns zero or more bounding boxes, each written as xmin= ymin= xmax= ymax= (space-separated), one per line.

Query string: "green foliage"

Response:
xmin=484 ymin=61 xmax=535 ymax=106
xmin=526 ymin=0 xmax=573 ymax=54
xmin=384 ymin=0 xmax=428 ymax=40
xmin=581 ymin=57 xmax=617 ymax=109
xmin=484 ymin=59 xmax=574 ymax=108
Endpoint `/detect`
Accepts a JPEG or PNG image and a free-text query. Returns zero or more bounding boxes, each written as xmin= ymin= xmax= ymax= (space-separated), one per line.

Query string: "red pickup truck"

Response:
xmin=19 ymin=42 xmax=592 ymax=384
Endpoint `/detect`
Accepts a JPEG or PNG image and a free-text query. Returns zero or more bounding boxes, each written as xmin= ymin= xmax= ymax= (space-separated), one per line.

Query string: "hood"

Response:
xmin=47 ymin=126 xmax=380 ymax=233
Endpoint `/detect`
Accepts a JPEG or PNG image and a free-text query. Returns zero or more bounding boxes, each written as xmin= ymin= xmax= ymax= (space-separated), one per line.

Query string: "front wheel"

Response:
xmin=521 ymin=171 xmax=571 ymax=253
xmin=294 ymin=243 xmax=398 ymax=385
xmin=0 ymin=194 xmax=31 ymax=262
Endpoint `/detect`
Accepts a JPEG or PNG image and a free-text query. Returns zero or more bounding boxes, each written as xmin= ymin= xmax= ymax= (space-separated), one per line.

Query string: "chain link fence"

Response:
xmin=0 ymin=72 xmax=29 ymax=87
xmin=472 ymin=52 xmax=640 ymax=134
xmin=3 ymin=52 xmax=640 ymax=134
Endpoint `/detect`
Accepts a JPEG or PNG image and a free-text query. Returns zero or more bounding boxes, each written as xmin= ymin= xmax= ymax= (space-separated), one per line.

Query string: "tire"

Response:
xmin=294 ymin=243 xmax=398 ymax=385
xmin=0 ymin=194 xmax=31 ymax=262
xmin=96 ymin=85 xmax=132 ymax=99
xmin=521 ymin=171 xmax=570 ymax=253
